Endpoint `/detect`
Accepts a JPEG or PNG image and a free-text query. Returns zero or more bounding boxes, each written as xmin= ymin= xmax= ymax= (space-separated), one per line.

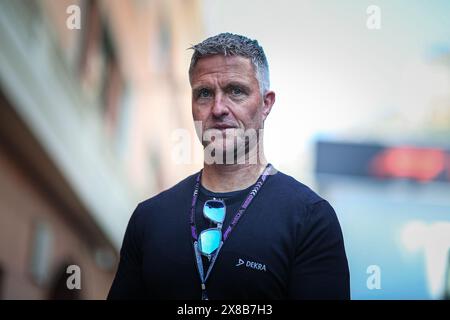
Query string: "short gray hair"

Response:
xmin=188 ymin=33 xmax=270 ymax=94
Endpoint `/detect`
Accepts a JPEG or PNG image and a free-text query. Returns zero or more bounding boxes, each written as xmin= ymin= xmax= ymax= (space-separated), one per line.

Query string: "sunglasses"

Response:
xmin=198 ymin=199 xmax=226 ymax=259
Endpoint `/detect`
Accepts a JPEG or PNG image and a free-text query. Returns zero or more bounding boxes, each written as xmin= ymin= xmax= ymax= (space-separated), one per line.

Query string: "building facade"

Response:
xmin=0 ymin=0 xmax=203 ymax=299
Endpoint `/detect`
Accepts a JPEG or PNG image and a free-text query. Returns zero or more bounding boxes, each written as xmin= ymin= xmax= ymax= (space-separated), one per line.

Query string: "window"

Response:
xmin=79 ymin=0 xmax=104 ymax=96
xmin=101 ymin=26 xmax=125 ymax=140
xmin=29 ymin=221 xmax=53 ymax=287
xmin=115 ymin=85 xmax=133 ymax=161
xmin=78 ymin=0 xmax=129 ymax=150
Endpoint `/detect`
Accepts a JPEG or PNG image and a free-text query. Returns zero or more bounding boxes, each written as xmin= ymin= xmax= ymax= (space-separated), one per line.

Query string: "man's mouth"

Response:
xmin=209 ymin=123 xmax=237 ymax=130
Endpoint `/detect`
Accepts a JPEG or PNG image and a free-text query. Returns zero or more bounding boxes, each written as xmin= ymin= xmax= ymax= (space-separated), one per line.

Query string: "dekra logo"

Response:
xmin=236 ymin=258 xmax=267 ymax=272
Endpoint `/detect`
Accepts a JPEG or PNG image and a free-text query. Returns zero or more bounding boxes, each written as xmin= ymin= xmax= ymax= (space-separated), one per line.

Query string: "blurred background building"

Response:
xmin=0 ymin=0 xmax=203 ymax=299
xmin=1 ymin=0 xmax=449 ymax=300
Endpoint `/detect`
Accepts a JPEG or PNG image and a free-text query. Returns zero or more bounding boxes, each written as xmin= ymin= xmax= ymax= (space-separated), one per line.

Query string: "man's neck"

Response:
xmin=201 ymin=157 xmax=268 ymax=193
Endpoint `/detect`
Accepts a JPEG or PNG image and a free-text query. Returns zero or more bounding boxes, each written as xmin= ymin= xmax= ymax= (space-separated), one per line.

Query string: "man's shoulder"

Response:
xmin=138 ymin=171 xmax=199 ymax=210
xmin=269 ymin=169 xmax=325 ymax=207
xmin=268 ymin=169 xmax=338 ymax=225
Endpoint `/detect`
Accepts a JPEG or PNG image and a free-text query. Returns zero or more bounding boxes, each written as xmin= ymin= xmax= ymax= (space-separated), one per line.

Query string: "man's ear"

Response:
xmin=262 ymin=90 xmax=275 ymax=122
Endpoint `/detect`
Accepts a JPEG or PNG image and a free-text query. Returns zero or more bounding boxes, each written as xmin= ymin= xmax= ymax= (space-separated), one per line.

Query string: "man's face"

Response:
xmin=190 ymin=54 xmax=275 ymax=160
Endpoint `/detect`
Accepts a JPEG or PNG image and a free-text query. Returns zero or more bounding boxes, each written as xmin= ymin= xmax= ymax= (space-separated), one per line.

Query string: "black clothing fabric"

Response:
xmin=107 ymin=169 xmax=350 ymax=299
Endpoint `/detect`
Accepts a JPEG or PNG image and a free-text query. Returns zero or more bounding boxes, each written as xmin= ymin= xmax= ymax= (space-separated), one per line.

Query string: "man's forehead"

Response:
xmin=191 ymin=54 xmax=257 ymax=84
xmin=192 ymin=54 xmax=254 ymax=74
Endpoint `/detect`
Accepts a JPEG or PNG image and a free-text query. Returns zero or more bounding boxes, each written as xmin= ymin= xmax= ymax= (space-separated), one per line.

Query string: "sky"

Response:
xmin=201 ymin=0 xmax=450 ymax=181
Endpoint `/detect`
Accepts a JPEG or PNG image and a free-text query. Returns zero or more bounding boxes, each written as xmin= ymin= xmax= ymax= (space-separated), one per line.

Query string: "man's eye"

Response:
xmin=231 ymin=87 xmax=243 ymax=95
xmin=198 ymin=89 xmax=211 ymax=98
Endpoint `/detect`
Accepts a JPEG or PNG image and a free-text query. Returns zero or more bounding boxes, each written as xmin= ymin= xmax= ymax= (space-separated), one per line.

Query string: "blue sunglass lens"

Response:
xmin=199 ymin=229 xmax=221 ymax=255
xmin=204 ymin=201 xmax=225 ymax=223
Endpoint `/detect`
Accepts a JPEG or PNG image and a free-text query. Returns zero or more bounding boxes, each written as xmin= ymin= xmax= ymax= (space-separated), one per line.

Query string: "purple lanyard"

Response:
xmin=190 ymin=163 xmax=273 ymax=242
xmin=190 ymin=164 xmax=274 ymax=299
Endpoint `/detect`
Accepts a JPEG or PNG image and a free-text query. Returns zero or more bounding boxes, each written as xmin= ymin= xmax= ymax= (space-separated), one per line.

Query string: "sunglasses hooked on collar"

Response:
xmin=198 ymin=198 xmax=226 ymax=259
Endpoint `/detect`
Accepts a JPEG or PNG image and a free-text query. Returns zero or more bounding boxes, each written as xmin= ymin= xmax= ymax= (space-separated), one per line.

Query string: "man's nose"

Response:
xmin=211 ymin=93 xmax=229 ymax=118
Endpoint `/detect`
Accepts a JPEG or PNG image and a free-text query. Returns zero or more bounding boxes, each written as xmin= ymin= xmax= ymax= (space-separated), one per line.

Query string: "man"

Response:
xmin=108 ymin=33 xmax=350 ymax=300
